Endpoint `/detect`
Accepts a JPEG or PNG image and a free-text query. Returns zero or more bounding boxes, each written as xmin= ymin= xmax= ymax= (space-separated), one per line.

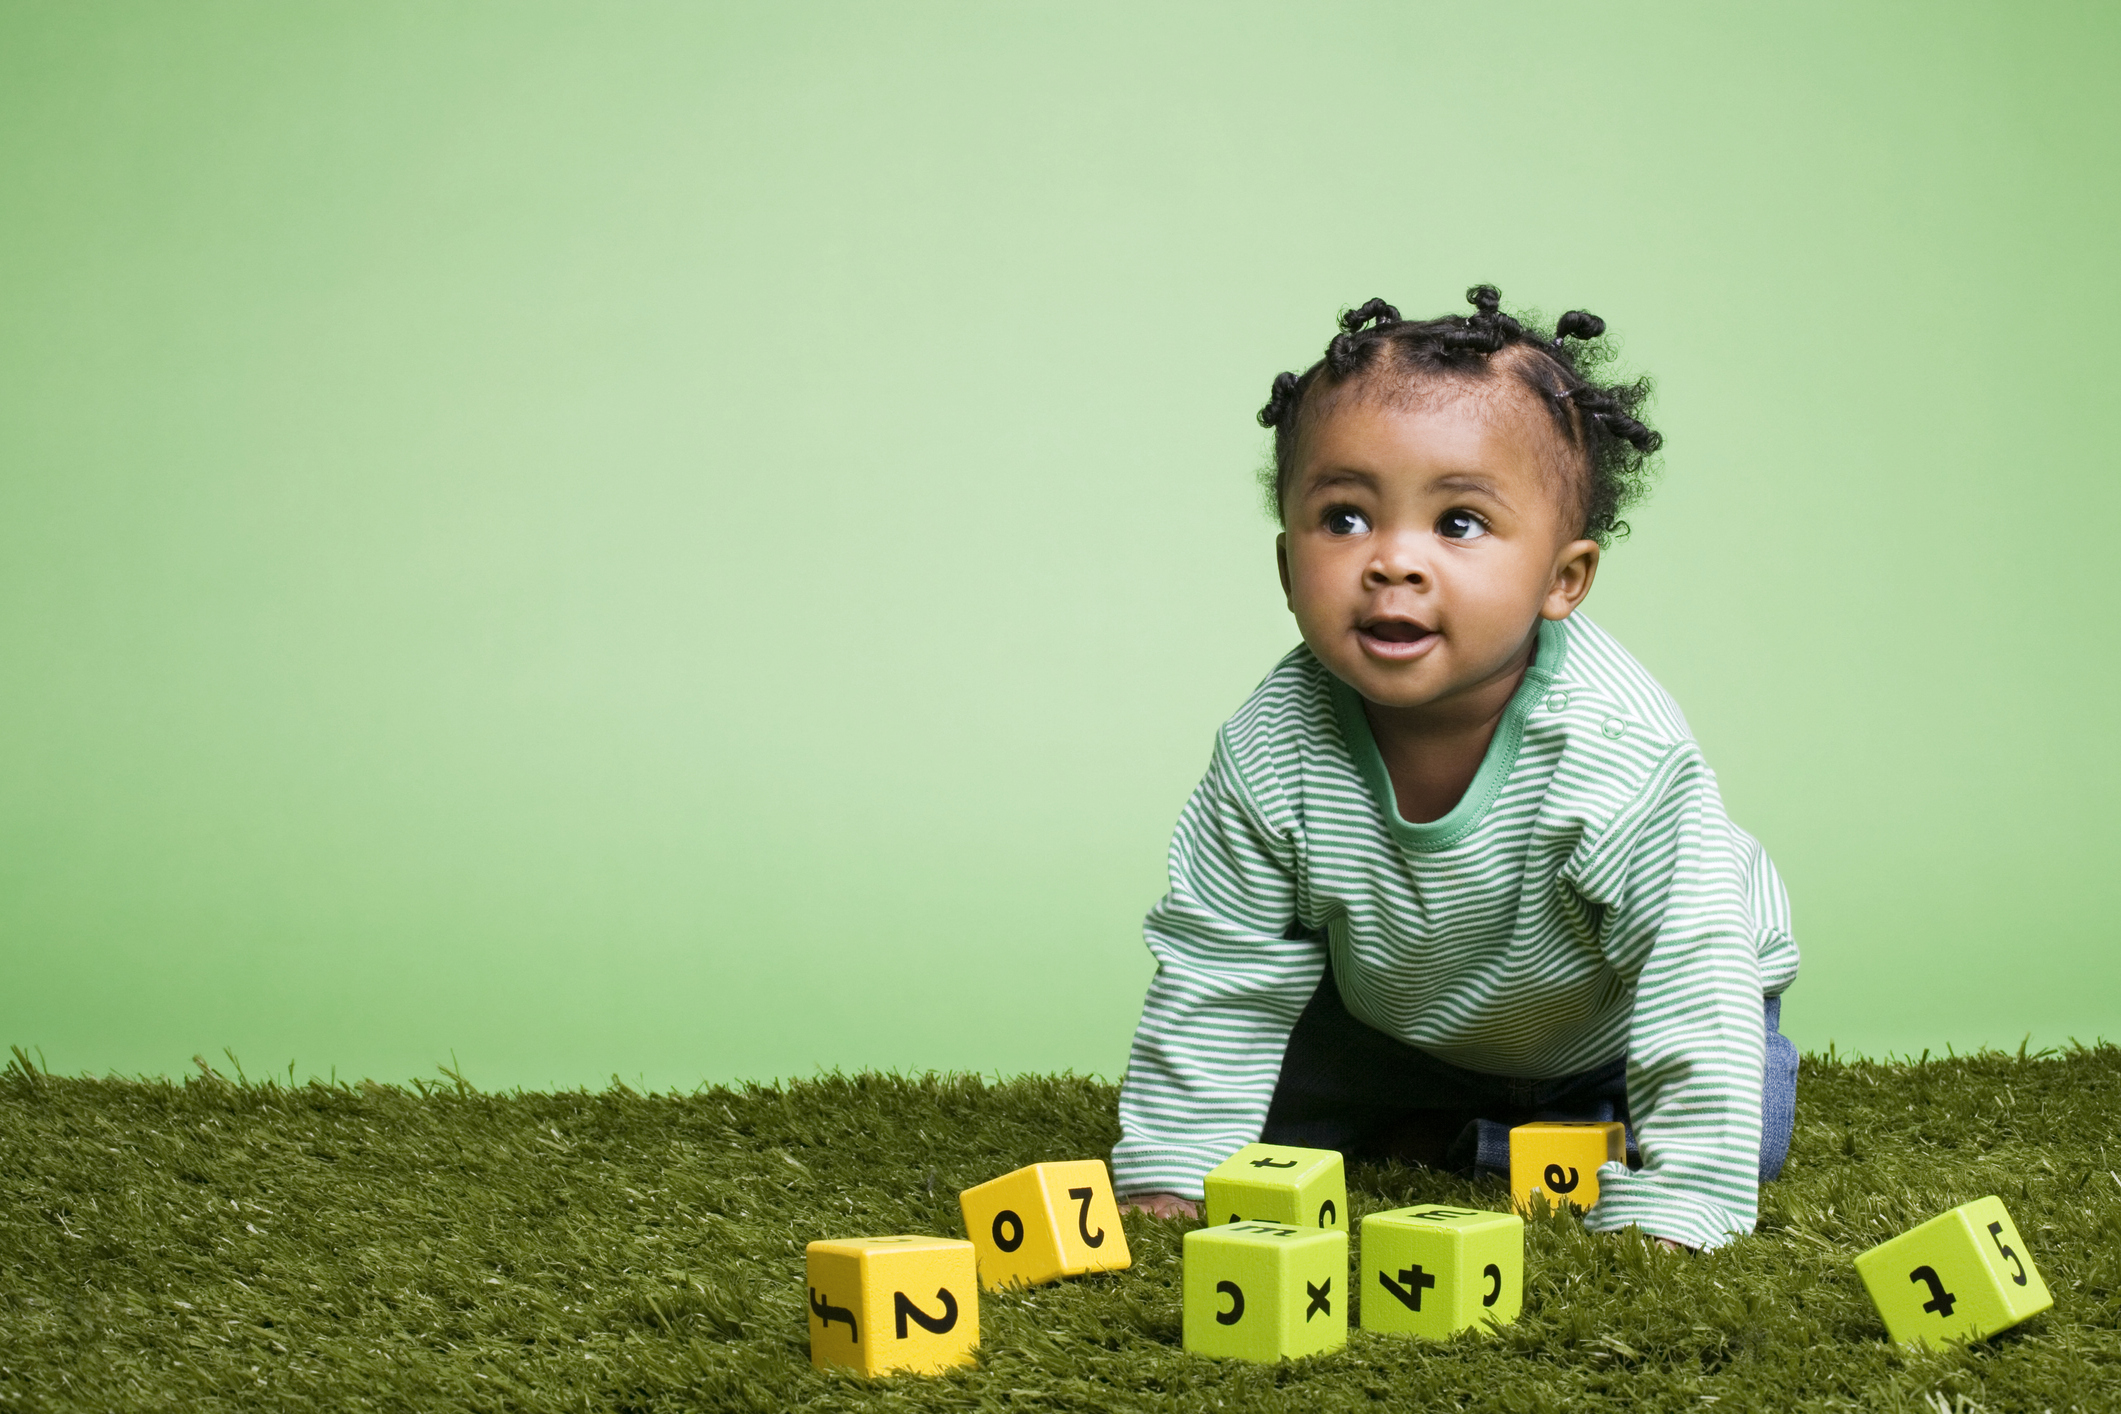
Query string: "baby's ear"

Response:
xmin=1276 ymin=533 xmax=1292 ymax=602
xmin=1542 ymin=538 xmax=1600 ymax=620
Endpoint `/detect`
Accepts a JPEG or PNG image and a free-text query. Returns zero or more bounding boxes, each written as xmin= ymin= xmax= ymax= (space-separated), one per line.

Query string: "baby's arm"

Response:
xmin=1577 ymin=750 xmax=1774 ymax=1253
xmin=1112 ymin=741 xmax=1323 ymax=1206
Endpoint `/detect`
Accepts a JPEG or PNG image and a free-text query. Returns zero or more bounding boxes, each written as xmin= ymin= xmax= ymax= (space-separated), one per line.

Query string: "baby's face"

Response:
xmin=1277 ymin=385 xmax=1599 ymax=715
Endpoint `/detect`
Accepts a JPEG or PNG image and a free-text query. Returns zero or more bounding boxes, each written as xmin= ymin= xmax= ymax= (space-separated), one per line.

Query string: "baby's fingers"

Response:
xmin=1120 ymin=1191 xmax=1201 ymax=1220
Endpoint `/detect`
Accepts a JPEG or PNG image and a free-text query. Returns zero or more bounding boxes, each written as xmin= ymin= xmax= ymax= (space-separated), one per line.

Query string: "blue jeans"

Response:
xmin=1259 ymin=968 xmax=1797 ymax=1183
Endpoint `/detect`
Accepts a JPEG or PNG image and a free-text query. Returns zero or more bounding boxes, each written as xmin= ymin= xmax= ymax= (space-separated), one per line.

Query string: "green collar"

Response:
xmin=1327 ymin=616 xmax=1570 ymax=853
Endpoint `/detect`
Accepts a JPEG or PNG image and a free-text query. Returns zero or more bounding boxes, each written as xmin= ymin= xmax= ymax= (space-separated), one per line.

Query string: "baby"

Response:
xmin=1113 ymin=289 xmax=1798 ymax=1252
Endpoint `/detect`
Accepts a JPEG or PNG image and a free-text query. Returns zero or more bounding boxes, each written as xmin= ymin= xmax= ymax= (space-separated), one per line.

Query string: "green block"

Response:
xmin=1359 ymin=1204 xmax=1524 ymax=1339
xmin=1854 ymin=1196 xmax=2053 ymax=1349
xmin=1201 ymin=1143 xmax=1347 ymax=1232
xmin=1182 ymin=1221 xmax=1348 ymax=1362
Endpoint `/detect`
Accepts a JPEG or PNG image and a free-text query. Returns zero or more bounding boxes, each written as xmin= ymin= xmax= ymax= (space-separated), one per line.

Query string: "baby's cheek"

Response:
xmin=1284 ymin=561 xmax=1351 ymax=626
xmin=1446 ymin=578 xmax=1548 ymax=661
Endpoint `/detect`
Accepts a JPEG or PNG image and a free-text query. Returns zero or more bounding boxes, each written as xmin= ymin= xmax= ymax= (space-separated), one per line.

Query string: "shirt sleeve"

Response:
xmin=1111 ymin=735 xmax=1325 ymax=1199
xmin=1573 ymin=748 xmax=1772 ymax=1251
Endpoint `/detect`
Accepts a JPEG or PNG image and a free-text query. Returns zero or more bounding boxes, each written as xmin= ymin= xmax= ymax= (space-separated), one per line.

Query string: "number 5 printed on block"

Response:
xmin=1988 ymin=1221 xmax=2027 ymax=1286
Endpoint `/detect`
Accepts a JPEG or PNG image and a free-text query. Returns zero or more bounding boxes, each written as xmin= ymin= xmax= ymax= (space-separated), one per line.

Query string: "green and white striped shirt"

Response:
xmin=1114 ymin=614 xmax=1798 ymax=1251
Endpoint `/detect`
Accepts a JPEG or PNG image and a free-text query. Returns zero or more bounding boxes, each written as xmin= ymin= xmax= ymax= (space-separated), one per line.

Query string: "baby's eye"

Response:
xmin=1323 ymin=507 xmax=1371 ymax=536
xmin=1437 ymin=509 xmax=1489 ymax=541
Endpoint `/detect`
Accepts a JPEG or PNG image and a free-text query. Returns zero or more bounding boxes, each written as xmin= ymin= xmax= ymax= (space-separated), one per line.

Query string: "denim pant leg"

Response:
xmin=1263 ymin=967 xmax=1797 ymax=1184
xmin=1258 ymin=967 xmax=1499 ymax=1161
xmin=1261 ymin=966 xmax=1626 ymax=1171
xmin=1761 ymin=994 xmax=1797 ymax=1182
xmin=1495 ymin=996 xmax=1796 ymax=1183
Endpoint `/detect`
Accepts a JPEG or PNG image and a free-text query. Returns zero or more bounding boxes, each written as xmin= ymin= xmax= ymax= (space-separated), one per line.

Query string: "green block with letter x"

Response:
xmin=1359 ymin=1203 xmax=1524 ymax=1339
xmin=1201 ymin=1143 xmax=1346 ymax=1231
xmin=1181 ymin=1221 xmax=1347 ymax=1362
xmin=1853 ymin=1195 xmax=2052 ymax=1349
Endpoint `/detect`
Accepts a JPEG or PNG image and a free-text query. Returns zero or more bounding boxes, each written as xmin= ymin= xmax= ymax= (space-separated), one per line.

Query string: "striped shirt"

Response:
xmin=1113 ymin=613 xmax=1798 ymax=1251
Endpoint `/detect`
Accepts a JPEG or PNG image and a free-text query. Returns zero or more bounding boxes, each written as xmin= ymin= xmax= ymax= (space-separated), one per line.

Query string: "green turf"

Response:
xmin=2 ymin=1044 xmax=2116 ymax=1412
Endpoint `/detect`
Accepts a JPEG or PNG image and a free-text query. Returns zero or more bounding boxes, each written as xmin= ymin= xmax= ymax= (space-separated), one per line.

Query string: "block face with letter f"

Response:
xmin=1509 ymin=1121 xmax=1627 ymax=1213
xmin=1359 ymin=1204 xmax=1524 ymax=1339
xmin=1201 ymin=1143 xmax=1347 ymax=1231
xmin=1854 ymin=1196 xmax=2053 ymax=1349
xmin=1182 ymin=1221 xmax=1348 ymax=1362
xmin=805 ymin=1236 xmax=979 ymax=1376
xmin=957 ymin=1159 xmax=1132 ymax=1291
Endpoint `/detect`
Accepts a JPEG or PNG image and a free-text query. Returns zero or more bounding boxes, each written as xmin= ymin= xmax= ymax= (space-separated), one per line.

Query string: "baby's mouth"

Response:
xmin=1356 ymin=616 xmax=1440 ymax=660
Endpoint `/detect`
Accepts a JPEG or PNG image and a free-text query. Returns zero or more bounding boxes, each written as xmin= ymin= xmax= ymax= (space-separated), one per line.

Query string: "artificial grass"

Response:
xmin=2 ymin=1045 xmax=2117 ymax=1413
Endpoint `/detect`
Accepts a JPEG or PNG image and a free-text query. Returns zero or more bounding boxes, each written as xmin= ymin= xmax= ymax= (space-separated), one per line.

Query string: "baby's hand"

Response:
xmin=1119 ymin=1191 xmax=1201 ymax=1220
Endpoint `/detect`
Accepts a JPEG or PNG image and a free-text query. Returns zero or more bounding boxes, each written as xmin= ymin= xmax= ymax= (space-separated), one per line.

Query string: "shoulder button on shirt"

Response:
xmin=1601 ymin=717 xmax=1626 ymax=740
xmin=1545 ymin=691 xmax=1570 ymax=712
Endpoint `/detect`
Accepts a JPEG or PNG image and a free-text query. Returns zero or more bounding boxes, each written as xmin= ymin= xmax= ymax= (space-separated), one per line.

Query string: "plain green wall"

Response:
xmin=3 ymin=2 xmax=2116 ymax=1088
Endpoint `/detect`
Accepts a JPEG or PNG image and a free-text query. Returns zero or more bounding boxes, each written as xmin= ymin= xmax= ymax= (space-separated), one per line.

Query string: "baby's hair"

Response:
xmin=1257 ymin=285 xmax=1662 ymax=545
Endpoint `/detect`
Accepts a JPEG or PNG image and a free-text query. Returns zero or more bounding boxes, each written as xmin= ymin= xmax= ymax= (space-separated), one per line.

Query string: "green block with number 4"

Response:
xmin=1853 ymin=1195 xmax=2052 ymax=1349
xmin=1359 ymin=1204 xmax=1524 ymax=1339
xmin=1201 ymin=1143 xmax=1347 ymax=1231
xmin=1182 ymin=1221 xmax=1348 ymax=1362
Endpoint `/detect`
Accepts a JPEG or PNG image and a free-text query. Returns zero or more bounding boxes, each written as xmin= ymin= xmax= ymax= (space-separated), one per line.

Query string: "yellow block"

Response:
xmin=1201 ymin=1143 xmax=1347 ymax=1231
xmin=957 ymin=1159 xmax=1132 ymax=1291
xmin=1508 ymin=1121 xmax=1626 ymax=1213
xmin=1854 ymin=1196 xmax=2054 ymax=1349
xmin=804 ymin=1235 xmax=978 ymax=1376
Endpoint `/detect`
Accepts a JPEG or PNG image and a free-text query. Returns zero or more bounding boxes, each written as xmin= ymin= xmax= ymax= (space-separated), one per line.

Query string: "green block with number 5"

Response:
xmin=1359 ymin=1204 xmax=1523 ymax=1339
xmin=1853 ymin=1196 xmax=2052 ymax=1349
xmin=1201 ymin=1143 xmax=1347 ymax=1231
xmin=1182 ymin=1220 xmax=1347 ymax=1362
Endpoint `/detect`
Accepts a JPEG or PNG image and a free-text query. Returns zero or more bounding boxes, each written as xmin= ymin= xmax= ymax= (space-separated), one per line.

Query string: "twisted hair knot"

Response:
xmin=1436 ymin=322 xmax=1507 ymax=358
xmin=1340 ymin=298 xmax=1401 ymax=334
xmin=1256 ymin=370 xmax=1300 ymax=428
xmin=1594 ymin=411 xmax=1661 ymax=453
xmin=1324 ymin=331 xmax=1365 ymax=377
xmin=1255 ymin=284 xmax=1663 ymax=548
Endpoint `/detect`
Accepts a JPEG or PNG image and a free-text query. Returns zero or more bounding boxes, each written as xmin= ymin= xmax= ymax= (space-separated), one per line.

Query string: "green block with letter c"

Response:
xmin=1201 ymin=1143 xmax=1347 ymax=1231
xmin=1359 ymin=1203 xmax=1524 ymax=1338
xmin=1181 ymin=1221 xmax=1347 ymax=1362
xmin=1853 ymin=1195 xmax=2052 ymax=1349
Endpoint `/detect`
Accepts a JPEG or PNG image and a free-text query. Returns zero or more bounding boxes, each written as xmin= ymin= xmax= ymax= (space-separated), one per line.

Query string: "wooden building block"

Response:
xmin=1202 ymin=1143 xmax=1347 ymax=1232
xmin=1182 ymin=1220 xmax=1348 ymax=1362
xmin=1359 ymin=1203 xmax=1524 ymax=1339
xmin=805 ymin=1235 xmax=979 ymax=1376
xmin=1854 ymin=1196 xmax=2053 ymax=1349
xmin=957 ymin=1159 xmax=1132 ymax=1291
xmin=1508 ymin=1121 xmax=1627 ymax=1213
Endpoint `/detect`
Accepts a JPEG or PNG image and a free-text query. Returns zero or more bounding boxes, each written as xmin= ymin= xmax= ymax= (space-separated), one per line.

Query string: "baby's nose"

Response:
xmin=1364 ymin=530 xmax=1433 ymax=586
xmin=1365 ymin=556 xmax=1428 ymax=587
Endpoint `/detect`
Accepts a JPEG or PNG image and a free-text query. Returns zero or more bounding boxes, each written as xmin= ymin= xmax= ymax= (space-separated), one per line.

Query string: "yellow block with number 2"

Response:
xmin=957 ymin=1159 xmax=1131 ymax=1291
xmin=805 ymin=1235 xmax=979 ymax=1376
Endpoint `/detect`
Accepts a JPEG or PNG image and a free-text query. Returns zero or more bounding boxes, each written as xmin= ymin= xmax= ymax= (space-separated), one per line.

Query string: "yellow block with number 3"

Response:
xmin=957 ymin=1159 xmax=1131 ymax=1291
xmin=1201 ymin=1143 xmax=1347 ymax=1231
xmin=1509 ymin=1121 xmax=1627 ymax=1213
xmin=1854 ymin=1196 xmax=2052 ymax=1349
xmin=805 ymin=1235 xmax=979 ymax=1376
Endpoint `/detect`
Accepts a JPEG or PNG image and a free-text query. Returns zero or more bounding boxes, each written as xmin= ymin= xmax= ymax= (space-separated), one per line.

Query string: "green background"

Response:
xmin=2 ymin=2 xmax=2115 ymax=1089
